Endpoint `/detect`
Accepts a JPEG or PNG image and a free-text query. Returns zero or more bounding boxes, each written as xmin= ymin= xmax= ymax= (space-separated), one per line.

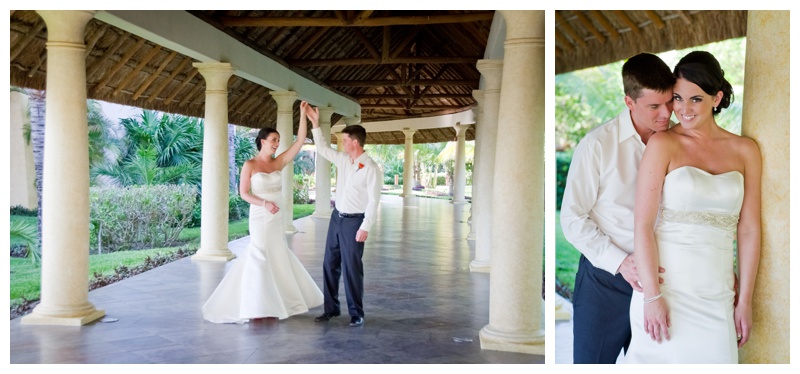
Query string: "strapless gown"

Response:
xmin=202 ymin=171 xmax=323 ymax=323
xmin=622 ymin=166 xmax=744 ymax=363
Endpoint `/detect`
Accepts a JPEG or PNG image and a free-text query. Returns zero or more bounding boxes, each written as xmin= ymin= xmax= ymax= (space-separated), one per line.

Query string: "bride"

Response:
xmin=622 ymin=51 xmax=762 ymax=363
xmin=202 ymin=101 xmax=323 ymax=323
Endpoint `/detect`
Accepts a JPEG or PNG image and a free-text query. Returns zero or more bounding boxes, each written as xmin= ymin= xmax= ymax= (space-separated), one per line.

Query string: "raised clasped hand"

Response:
xmin=643 ymin=297 xmax=670 ymax=343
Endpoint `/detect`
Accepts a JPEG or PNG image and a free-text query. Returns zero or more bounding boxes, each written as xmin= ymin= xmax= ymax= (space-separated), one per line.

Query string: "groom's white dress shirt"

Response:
xmin=560 ymin=109 xmax=645 ymax=275
xmin=312 ymin=127 xmax=382 ymax=232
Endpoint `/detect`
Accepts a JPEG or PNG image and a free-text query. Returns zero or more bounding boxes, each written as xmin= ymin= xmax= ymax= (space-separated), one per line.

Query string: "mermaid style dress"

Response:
xmin=623 ymin=166 xmax=744 ymax=363
xmin=202 ymin=171 xmax=323 ymax=323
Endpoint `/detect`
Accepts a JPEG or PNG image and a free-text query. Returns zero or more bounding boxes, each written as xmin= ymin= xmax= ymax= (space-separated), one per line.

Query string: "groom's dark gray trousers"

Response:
xmin=322 ymin=208 xmax=365 ymax=318
xmin=572 ymin=255 xmax=633 ymax=364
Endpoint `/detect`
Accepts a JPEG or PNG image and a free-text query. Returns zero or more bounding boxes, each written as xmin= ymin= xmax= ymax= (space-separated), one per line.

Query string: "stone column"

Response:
xmin=466 ymin=92 xmax=484 ymax=242
xmin=313 ymin=106 xmax=335 ymax=219
xmin=738 ymin=10 xmax=790 ymax=364
xmin=479 ymin=10 xmax=545 ymax=355
xmin=452 ymin=123 xmax=471 ymax=205
xmin=401 ymin=129 xmax=417 ymax=197
xmin=470 ymin=61 xmax=503 ymax=273
xmin=335 ymin=132 xmax=345 ymax=152
xmin=270 ymin=91 xmax=299 ymax=233
xmin=22 ymin=10 xmax=105 ymax=326
xmin=191 ymin=63 xmax=235 ymax=262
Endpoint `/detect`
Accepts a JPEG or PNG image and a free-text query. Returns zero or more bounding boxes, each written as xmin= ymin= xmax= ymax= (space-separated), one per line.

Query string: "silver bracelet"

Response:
xmin=643 ymin=293 xmax=663 ymax=303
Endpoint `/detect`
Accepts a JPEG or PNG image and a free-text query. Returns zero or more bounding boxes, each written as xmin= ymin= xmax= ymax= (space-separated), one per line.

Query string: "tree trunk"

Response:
xmin=28 ymin=89 xmax=46 ymax=247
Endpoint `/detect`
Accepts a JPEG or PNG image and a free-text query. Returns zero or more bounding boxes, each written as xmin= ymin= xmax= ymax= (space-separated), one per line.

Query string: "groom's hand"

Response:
xmin=356 ymin=229 xmax=368 ymax=242
xmin=618 ymin=254 xmax=665 ymax=292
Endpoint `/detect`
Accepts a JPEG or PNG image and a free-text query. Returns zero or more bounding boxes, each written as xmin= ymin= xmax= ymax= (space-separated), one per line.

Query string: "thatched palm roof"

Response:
xmin=555 ymin=10 xmax=747 ymax=74
xmin=10 ymin=10 xmax=493 ymax=144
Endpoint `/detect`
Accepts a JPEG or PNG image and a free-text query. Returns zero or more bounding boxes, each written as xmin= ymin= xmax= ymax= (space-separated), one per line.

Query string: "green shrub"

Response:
xmin=556 ymin=150 xmax=573 ymax=210
xmin=293 ymin=174 xmax=312 ymax=204
xmin=89 ymin=184 xmax=197 ymax=252
xmin=10 ymin=205 xmax=37 ymax=216
xmin=228 ymin=193 xmax=250 ymax=221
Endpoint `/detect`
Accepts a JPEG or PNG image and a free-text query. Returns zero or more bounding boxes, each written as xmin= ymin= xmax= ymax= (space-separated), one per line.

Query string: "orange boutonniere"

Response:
xmin=357 ymin=162 xmax=364 ymax=172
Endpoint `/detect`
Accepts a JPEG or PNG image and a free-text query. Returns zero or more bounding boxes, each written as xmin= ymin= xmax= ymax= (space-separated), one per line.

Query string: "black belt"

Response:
xmin=338 ymin=212 xmax=365 ymax=218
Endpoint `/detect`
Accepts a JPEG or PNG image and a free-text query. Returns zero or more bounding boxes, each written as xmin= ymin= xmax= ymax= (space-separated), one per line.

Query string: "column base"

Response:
xmin=479 ymin=324 xmax=545 ymax=355
xmin=451 ymin=199 xmax=469 ymax=205
xmin=22 ymin=308 xmax=105 ymax=326
xmin=469 ymin=260 xmax=490 ymax=273
xmin=285 ymin=224 xmax=298 ymax=234
xmin=312 ymin=210 xmax=332 ymax=219
xmin=192 ymin=250 xmax=236 ymax=262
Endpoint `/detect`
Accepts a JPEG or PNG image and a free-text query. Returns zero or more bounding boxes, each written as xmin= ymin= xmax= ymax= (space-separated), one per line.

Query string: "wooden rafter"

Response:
xmin=146 ymin=57 xmax=192 ymax=104
xmin=326 ymin=79 xmax=475 ymax=87
xmin=113 ymin=45 xmax=162 ymax=96
xmin=589 ymin=10 xmax=619 ymax=40
xmin=91 ymin=37 xmax=147 ymax=96
xmin=87 ymin=31 xmax=128 ymax=79
xmin=573 ymin=11 xmax=605 ymax=43
xmin=613 ymin=11 xmax=641 ymax=35
xmin=84 ymin=24 xmax=108 ymax=58
xmin=288 ymin=56 xmax=479 ymax=67
xmin=164 ymin=69 xmax=198 ymax=104
xmin=676 ymin=10 xmax=693 ymax=25
xmin=10 ymin=19 xmax=44 ymax=61
xmin=133 ymin=50 xmax=177 ymax=100
xmin=290 ymin=26 xmax=330 ymax=59
xmin=555 ymin=32 xmax=574 ymax=52
xmin=219 ymin=12 xmax=494 ymax=27
xmin=355 ymin=93 xmax=472 ymax=100
xmin=644 ymin=10 xmax=665 ymax=29
xmin=352 ymin=27 xmax=381 ymax=59
xmin=555 ymin=11 xmax=586 ymax=48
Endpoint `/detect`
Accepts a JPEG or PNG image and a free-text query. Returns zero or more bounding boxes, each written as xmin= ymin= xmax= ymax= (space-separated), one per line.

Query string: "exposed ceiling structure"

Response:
xmin=10 ymin=10 xmax=496 ymax=144
xmin=555 ymin=10 xmax=747 ymax=75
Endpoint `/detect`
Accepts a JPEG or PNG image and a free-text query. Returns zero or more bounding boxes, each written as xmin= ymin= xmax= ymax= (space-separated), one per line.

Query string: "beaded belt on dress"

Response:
xmin=262 ymin=186 xmax=281 ymax=193
xmin=658 ymin=207 xmax=739 ymax=231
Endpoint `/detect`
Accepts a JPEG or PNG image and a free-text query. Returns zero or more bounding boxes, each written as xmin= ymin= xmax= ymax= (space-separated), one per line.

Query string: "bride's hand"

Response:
xmin=643 ymin=297 xmax=670 ymax=343
xmin=263 ymin=200 xmax=279 ymax=214
xmin=734 ymin=302 xmax=752 ymax=347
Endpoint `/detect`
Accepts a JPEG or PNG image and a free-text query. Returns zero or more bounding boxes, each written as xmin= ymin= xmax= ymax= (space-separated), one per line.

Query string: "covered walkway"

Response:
xmin=9 ymin=195 xmax=543 ymax=364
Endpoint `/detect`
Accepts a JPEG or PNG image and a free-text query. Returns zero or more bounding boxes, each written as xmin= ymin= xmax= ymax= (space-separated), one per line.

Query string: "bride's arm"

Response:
xmin=275 ymin=101 xmax=312 ymax=169
xmin=634 ymin=132 xmax=672 ymax=343
xmin=734 ymin=137 xmax=762 ymax=347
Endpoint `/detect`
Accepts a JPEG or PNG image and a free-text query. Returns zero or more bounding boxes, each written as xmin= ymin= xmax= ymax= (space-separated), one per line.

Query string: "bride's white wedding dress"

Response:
xmin=623 ymin=166 xmax=744 ymax=363
xmin=202 ymin=171 xmax=323 ymax=323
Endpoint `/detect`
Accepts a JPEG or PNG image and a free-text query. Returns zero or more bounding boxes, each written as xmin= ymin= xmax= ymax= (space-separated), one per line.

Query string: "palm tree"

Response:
xmin=10 ymin=219 xmax=40 ymax=265
xmin=27 ymin=89 xmax=45 ymax=245
xmin=87 ymin=100 xmax=123 ymax=185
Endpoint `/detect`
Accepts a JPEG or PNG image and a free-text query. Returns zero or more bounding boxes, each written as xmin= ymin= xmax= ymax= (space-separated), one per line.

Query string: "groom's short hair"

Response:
xmin=622 ymin=53 xmax=675 ymax=100
xmin=342 ymin=125 xmax=367 ymax=148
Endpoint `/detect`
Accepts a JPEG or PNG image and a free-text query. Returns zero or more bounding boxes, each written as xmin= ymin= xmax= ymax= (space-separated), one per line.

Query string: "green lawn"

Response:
xmin=9 ymin=204 xmax=315 ymax=308
xmin=556 ymin=211 xmax=581 ymax=295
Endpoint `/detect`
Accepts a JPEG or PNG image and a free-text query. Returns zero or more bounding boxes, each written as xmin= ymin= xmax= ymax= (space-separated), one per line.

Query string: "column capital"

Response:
xmin=193 ymin=63 xmax=234 ymax=92
xmin=454 ymin=123 xmax=471 ymax=138
xmin=270 ymin=91 xmax=298 ymax=112
xmin=318 ymin=106 xmax=336 ymax=125
xmin=343 ymin=115 xmax=361 ymax=126
xmin=402 ymin=128 xmax=417 ymax=138
xmin=476 ymin=59 xmax=504 ymax=91
xmin=36 ymin=11 xmax=96 ymax=44
xmin=498 ymin=10 xmax=545 ymax=41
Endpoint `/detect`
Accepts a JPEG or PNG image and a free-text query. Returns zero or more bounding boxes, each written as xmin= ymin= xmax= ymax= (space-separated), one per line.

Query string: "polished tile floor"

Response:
xmin=9 ymin=195 xmax=544 ymax=364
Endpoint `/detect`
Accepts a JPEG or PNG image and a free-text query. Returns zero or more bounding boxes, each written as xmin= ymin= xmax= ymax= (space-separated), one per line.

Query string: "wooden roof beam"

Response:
xmin=288 ymin=56 xmax=480 ymax=67
xmin=220 ymin=12 xmax=495 ymax=27
xmin=676 ymin=10 xmax=693 ymax=25
xmin=133 ymin=50 xmax=177 ymax=100
xmin=91 ymin=37 xmax=147 ymax=96
xmin=84 ymin=24 xmax=109 ymax=58
xmin=146 ymin=57 xmax=192 ymax=104
xmin=113 ymin=45 xmax=162 ymax=96
xmin=356 ymin=94 xmax=472 ymax=99
xmin=326 ymin=79 xmax=475 ymax=87
xmin=588 ymin=10 xmax=619 ymax=40
xmin=555 ymin=11 xmax=587 ymax=48
xmin=612 ymin=10 xmax=641 ymax=35
xmin=10 ymin=19 xmax=45 ymax=61
xmin=290 ymin=26 xmax=330 ymax=59
xmin=164 ymin=69 xmax=198 ymax=105
xmin=87 ymin=31 xmax=128 ymax=78
xmin=555 ymin=32 xmax=574 ymax=53
xmin=573 ymin=11 xmax=605 ymax=43
xmin=644 ymin=10 xmax=666 ymax=29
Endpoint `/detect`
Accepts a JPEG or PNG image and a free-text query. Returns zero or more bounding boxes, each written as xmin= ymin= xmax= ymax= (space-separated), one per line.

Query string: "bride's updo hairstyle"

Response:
xmin=255 ymin=127 xmax=279 ymax=151
xmin=673 ymin=51 xmax=734 ymax=116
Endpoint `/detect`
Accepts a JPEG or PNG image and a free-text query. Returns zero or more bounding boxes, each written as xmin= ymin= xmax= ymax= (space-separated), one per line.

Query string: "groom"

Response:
xmin=560 ymin=53 xmax=674 ymax=363
xmin=310 ymin=113 xmax=382 ymax=327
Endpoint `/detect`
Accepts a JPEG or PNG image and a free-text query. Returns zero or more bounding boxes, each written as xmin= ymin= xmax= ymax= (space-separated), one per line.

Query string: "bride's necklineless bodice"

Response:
xmin=659 ymin=165 xmax=744 ymax=230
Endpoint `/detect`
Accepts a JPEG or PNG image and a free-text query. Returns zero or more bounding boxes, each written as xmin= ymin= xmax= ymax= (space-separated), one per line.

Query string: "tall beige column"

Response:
xmin=452 ymin=123 xmax=471 ymax=205
xmin=738 ymin=10 xmax=790 ymax=364
xmin=466 ymin=91 xmax=483 ymax=241
xmin=335 ymin=132 xmax=345 ymax=152
xmin=271 ymin=91 xmax=299 ymax=233
xmin=470 ymin=61 xmax=503 ymax=273
xmin=22 ymin=10 xmax=104 ymax=326
xmin=313 ymin=106 xmax=335 ymax=218
xmin=192 ymin=63 xmax=235 ymax=262
xmin=479 ymin=11 xmax=545 ymax=355
xmin=401 ymin=129 xmax=416 ymax=197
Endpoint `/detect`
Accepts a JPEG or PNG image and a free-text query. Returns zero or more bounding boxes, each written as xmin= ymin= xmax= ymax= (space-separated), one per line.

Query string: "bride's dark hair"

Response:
xmin=673 ymin=51 xmax=734 ymax=116
xmin=255 ymin=127 xmax=279 ymax=151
